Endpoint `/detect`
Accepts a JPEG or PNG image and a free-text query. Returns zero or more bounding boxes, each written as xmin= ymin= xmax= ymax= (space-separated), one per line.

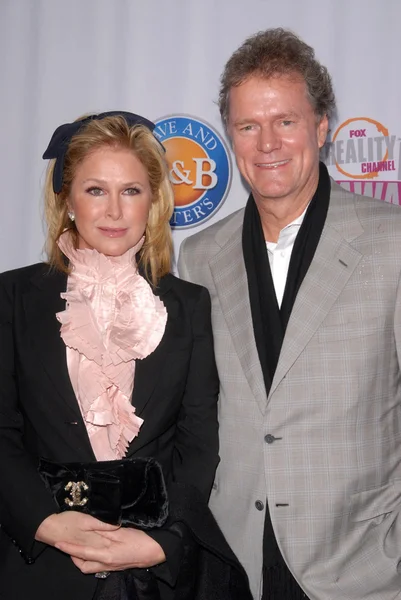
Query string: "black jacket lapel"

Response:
xmin=23 ymin=266 xmax=95 ymax=459
xmin=23 ymin=267 xmax=87 ymax=422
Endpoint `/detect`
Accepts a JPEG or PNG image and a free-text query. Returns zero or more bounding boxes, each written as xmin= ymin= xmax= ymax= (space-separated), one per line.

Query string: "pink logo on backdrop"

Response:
xmin=325 ymin=117 xmax=401 ymax=204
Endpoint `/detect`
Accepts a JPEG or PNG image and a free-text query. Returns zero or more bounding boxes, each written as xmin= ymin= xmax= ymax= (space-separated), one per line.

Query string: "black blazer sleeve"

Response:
xmin=0 ymin=275 xmax=58 ymax=559
xmin=147 ymin=285 xmax=219 ymax=583
xmin=169 ymin=285 xmax=219 ymax=496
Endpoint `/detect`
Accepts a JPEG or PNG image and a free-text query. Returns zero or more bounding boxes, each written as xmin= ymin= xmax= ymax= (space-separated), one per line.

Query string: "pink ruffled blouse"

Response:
xmin=56 ymin=232 xmax=167 ymax=461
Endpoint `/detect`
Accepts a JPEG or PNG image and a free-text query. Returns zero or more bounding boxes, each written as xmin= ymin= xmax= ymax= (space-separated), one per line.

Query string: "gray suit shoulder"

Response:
xmin=331 ymin=180 xmax=401 ymax=234
xmin=181 ymin=207 xmax=244 ymax=254
xmin=331 ymin=179 xmax=401 ymax=215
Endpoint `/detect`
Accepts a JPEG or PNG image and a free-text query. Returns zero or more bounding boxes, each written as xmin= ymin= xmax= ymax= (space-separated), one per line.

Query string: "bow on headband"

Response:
xmin=42 ymin=111 xmax=161 ymax=194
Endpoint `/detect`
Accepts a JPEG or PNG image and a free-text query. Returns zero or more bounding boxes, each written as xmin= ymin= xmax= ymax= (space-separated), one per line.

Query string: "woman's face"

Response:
xmin=67 ymin=146 xmax=153 ymax=256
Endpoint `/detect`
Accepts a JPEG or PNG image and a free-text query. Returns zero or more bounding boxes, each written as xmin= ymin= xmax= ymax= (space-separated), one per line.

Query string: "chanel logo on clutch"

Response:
xmin=64 ymin=481 xmax=89 ymax=507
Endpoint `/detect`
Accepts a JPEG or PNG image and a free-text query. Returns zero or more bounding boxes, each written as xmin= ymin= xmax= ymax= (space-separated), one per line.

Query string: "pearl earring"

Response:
xmin=67 ymin=211 xmax=75 ymax=222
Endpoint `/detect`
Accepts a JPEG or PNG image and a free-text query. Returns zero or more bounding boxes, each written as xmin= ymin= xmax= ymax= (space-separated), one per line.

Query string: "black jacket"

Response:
xmin=0 ymin=263 xmax=221 ymax=600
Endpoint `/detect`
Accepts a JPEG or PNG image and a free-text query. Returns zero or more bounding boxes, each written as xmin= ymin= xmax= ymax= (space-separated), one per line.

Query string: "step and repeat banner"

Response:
xmin=1 ymin=0 xmax=400 ymax=272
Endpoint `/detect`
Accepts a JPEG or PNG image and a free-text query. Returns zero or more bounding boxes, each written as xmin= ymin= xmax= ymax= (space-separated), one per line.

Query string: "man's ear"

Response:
xmin=317 ymin=115 xmax=329 ymax=148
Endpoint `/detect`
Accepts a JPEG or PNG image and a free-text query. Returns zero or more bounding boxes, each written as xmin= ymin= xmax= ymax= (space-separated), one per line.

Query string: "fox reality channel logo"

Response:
xmin=154 ymin=115 xmax=232 ymax=228
xmin=326 ymin=117 xmax=401 ymax=204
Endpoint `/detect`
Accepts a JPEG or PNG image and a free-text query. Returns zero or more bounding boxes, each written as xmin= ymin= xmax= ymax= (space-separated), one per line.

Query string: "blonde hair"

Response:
xmin=44 ymin=115 xmax=174 ymax=286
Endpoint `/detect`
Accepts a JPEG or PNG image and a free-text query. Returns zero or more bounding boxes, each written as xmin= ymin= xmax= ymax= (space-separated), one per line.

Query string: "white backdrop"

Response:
xmin=1 ymin=0 xmax=400 ymax=272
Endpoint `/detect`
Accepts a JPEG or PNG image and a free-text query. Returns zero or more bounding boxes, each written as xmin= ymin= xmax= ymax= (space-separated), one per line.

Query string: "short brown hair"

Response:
xmin=219 ymin=28 xmax=336 ymax=128
xmin=44 ymin=115 xmax=174 ymax=286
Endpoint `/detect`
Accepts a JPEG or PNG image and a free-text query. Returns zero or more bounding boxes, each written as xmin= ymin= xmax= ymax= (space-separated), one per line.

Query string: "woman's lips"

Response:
xmin=98 ymin=227 xmax=128 ymax=238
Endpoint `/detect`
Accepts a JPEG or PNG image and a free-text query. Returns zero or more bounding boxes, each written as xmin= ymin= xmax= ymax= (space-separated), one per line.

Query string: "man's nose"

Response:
xmin=256 ymin=126 xmax=281 ymax=153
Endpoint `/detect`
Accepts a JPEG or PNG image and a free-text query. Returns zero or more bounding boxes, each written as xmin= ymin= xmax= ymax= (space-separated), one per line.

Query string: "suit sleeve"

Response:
xmin=0 ymin=277 xmax=58 ymax=561
xmin=370 ymin=269 xmax=401 ymax=573
xmin=148 ymin=284 xmax=220 ymax=583
xmin=177 ymin=238 xmax=192 ymax=283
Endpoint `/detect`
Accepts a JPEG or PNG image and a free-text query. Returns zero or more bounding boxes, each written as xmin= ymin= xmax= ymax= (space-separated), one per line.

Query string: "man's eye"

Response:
xmin=240 ymin=125 xmax=253 ymax=131
xmin=86 ymin=187 xmax=103 ymax=196
xmin=282 ymin=120 xmax=293 ymax=126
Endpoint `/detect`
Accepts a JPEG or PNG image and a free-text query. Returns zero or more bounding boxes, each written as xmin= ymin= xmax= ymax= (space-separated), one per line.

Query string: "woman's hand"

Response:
xmin=35 ymin=512 xmax=120 ymax=549
xmin=55 ymin=528 xmax=166 ymax=573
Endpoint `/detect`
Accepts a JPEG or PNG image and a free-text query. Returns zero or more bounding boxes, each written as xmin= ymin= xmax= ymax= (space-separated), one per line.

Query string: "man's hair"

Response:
xmin=44 ymin=115 xmax=174 ymax=285
xmin=219 ymin=28 xmax=336 ymax=128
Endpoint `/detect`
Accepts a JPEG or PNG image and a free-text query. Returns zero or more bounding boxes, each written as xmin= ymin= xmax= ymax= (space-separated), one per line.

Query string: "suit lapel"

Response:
xmin=23 ymin=268 xmax=95 ymax=459
xmin=210 ymin=226 xmax=268 ymax=415
xmin=24 ymin=268 xmax=84 ymax=420
xmin=209 ymin=184 xmax=366 ymax=412
xmin=269 ymin=184 xmax=365 ymax=397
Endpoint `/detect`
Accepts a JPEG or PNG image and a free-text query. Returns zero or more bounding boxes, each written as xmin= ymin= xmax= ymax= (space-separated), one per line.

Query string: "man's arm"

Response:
xmin=177 ymin=237 xmax=193 ymax=283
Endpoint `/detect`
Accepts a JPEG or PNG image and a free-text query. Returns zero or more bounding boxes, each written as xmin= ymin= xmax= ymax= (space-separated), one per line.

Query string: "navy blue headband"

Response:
xmin=42 ymin=111 xmax=160 ymax=194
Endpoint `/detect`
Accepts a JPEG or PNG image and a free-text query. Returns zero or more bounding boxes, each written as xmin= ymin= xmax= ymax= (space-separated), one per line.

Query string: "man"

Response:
xmin=178 ymin=28 xmax=401 ymax=600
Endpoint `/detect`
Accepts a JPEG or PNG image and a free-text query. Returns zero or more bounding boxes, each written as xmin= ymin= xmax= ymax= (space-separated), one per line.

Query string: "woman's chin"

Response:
xmin=94 ymin=241 xmax=130 ymax=257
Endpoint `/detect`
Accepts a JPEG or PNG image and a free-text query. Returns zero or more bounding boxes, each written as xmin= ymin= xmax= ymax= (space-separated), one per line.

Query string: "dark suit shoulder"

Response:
xmin=0 ymin=262 xmax=50 ymax=287
xmin=0 ymin=262 xmax=66 ymax=293
xmin=158 ymin=272 xmax=210 ymax=301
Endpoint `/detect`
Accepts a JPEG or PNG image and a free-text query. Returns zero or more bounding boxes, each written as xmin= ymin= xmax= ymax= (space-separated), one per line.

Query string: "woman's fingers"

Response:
xmin=82 ymin=515 xmax=120 ymax=531
xmin=70 ymin=556 xmax=113 ymax=574
xmin=56 ymin=529 xmax=166 ymax=570
xmin=55 ymin=540 xmax=110 ymax=561
xmin=35 ymin=511 xmax=120 ymax=547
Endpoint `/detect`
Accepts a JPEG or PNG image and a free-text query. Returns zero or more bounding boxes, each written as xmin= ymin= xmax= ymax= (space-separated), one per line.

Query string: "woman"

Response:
xmin=0 ymin=112 xmax=252 ymax=600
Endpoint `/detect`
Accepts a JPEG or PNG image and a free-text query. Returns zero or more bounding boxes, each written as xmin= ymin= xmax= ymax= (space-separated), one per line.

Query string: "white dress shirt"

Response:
xmin=265 ymin=207 xmax=308 ymax=308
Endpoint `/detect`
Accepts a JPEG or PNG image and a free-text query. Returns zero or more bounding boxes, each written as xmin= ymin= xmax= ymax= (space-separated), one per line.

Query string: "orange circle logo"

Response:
xmin=154 ymin=115 xmax=231 ymax=228
xmin=163 ymin=137 xmax=208 ymax=206
xmin=331 ymin=117 xmax=390 ymax=179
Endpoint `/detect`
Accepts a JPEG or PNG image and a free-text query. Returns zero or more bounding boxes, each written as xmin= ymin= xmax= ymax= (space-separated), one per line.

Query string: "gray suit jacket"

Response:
xmin=178 ymin=181 xmax=401 ymax=600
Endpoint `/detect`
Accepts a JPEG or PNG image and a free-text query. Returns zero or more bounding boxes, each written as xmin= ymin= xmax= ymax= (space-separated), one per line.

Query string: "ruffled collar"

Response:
xmin=56 ymin=231 xmax=168 ymax=460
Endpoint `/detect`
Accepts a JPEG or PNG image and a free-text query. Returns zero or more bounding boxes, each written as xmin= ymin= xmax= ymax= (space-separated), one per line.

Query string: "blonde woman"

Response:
xmin=0 ymin=112 xmax=251 ymax=600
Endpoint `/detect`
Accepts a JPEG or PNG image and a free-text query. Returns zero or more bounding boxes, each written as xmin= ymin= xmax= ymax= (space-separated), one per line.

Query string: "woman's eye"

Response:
xmin=124 ymin=187 xmax=140 ymax=195
xmin=86 ymin=187 xmax=104 ymax=196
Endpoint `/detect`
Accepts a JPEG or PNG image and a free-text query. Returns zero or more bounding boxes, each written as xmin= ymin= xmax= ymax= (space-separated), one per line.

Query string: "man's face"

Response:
xmin=228 ymin=75 xmax=328 ymax=206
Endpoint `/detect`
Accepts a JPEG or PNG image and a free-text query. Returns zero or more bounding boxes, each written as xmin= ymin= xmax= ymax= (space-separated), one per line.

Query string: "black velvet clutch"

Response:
xmin=38 ymin=456 xmax=168 ymax=529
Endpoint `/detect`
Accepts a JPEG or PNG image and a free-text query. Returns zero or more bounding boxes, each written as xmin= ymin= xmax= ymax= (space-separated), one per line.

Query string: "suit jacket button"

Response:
xmin=255 ymin=500 xmax=264 ymax=511
xmin=264 ymin=434 xmax=276 ymax=444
